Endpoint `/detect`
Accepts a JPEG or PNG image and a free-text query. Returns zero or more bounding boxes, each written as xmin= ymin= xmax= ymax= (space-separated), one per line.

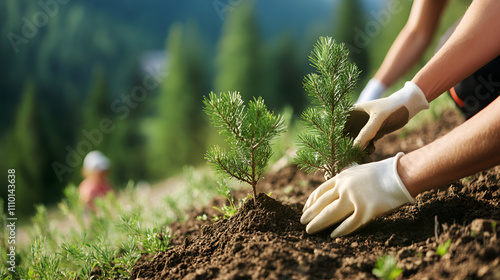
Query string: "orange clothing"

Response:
xmin=78 ymin=177 xmax=112 ymax=207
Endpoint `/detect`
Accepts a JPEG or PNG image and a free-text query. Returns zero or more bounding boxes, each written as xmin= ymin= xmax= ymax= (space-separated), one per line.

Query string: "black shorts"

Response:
xmin=438 ymin=19 xmax=500 ymax=119
xmin=448 ymin=55 xmax=500 ymax=119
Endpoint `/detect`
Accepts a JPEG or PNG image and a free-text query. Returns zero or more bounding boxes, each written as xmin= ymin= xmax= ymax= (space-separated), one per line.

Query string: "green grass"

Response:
xmin=372 ymin=255 xmax=403 ymax=280
xmin=210 ymin=180 xmax=254 ymax=221
xmin=211 ymin=180 xmax=240 ymax=221
xmin=435 ymin=239 xmax=452 ymax=257
xmin=0 ymin=166 xmax=220 ymax=280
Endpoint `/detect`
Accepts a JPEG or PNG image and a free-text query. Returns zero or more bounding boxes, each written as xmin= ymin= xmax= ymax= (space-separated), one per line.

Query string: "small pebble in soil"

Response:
xmin=477 ymin=265 xmax=489 ymax=277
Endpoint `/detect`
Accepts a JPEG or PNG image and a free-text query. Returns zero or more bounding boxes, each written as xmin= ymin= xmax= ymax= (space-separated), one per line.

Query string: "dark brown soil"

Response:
xmin=131 ymin=110 xmax=500 ymax=280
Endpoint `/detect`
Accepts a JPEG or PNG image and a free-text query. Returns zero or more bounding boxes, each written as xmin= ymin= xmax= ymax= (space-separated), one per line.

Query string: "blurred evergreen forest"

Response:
xmin=0 ymin=0 xmax=468 ymax=216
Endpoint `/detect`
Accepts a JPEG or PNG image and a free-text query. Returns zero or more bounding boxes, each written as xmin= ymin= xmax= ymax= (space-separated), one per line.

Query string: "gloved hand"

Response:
xmin=356 ymin=78 xmax=387 ymax=104
xmin=348 ymin=81 xmax=429 ymax=151
xmin=301 ymin=153 xmax=414 ymax=238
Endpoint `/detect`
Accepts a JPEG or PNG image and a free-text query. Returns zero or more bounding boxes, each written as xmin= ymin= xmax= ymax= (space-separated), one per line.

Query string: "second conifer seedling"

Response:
xmin=203 ymin=91 xmax=285 ymax=205
xmin=295 ymin=37 xmax=365 ymax=179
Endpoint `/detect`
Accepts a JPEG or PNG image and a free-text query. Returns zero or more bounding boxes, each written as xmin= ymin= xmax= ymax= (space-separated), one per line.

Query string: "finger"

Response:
xmin=353 ymin=117 xmax=380 ymax=150
xmin=302 ymin=177 xmax=336 ymax=213
xmin=330 ymin=210 xmax=364 ymax=238
xmin=305 ymin=196 xmax=353 ymax=234
xmin=300 ymin=188 xmax=339 ymax=224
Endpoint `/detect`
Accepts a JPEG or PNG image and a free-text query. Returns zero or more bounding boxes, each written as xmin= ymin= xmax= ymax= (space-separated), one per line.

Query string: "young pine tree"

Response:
xmin=295 ymin=37 xmax=364 ymax=179
xmin=203 ymin=92 xmax=285 ymax=205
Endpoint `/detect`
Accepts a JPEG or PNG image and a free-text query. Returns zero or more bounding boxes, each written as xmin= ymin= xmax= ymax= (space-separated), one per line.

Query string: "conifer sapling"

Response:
xmin=203 ymin=91 xmax=285 ymax=205
xmin=295 ymin=37 xmax=364 ymax=179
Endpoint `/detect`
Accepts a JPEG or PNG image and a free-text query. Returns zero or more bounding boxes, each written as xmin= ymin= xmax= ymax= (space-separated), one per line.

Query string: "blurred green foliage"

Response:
xmin=333 ymin=0 xmax=370 ymax=90
xmin=266 ymin=34 xmax=308 ymax=112
xmin=215 ymin=1 xmax=260 ymax=102
xmin=147 ymin=23 xmax=210 ymax=179
xmin=4 ymin=81 xmax=46 ymax=217
xmin=0 ymin=0 xmax=154 ymax=216
xmin=1 ymin=0 xmax=467 ymax=216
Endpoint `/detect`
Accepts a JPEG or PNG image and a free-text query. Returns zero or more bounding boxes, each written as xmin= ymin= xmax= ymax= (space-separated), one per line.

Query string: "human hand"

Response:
xmin=347 ymin=81 xmax=429 ymax=151
xmin=301 ymin=153 xmax=414 ymax=238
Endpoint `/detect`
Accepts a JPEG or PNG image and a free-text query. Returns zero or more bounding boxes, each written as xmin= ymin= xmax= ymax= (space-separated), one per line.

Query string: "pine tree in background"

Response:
xmin=148 ymin=22 xmax=209 ymax=178
xmin=74 ymin=67 xmax=115 ymax=183
xmin=3 ymin=80 xmax=45 ymax=216
xmin=109 ymin=69 xmax=149 ymax=184
xmin=215 ymin=1 xmax=260 ymax=102
xmin=333 ymin=0 xmax=370 ymax=93
xmin=268 ymin=34 xmax=307 ymax=113
xmin=203 ymin=92 xmax=285 ymax=205
xmin=295 ymin=37 xmax=364 ymax=179
xmin=82 ymin=67 xmax=114 ymax=134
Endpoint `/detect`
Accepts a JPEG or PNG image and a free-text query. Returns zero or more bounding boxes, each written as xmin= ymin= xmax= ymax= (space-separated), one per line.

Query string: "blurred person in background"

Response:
xmin=78 ymin=151 xmax=114 ymax=208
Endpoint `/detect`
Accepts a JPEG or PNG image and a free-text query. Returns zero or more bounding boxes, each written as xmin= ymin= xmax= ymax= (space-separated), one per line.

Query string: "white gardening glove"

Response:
xmin=348 ymin=81 xmax=429 ymax=151
xmin=301 ymin=152 xmax=414 ymax=238
xmin=356 ymin=78 xmax=387 ymax=104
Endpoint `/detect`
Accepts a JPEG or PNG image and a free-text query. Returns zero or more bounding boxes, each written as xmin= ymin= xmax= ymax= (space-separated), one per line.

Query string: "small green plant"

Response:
xmin=435 ymin=239 xmax=452 ymax=257
xmin=114 ymin=237 xmax=140 ymax=278
xmin=372 ymin=255 xmax=403 ymax=280
xmin=212 ymin=197 xmax=251 ymax=221
xmin=196 ymin=214 xmax=208 ymax=221
xmin=212 ymin=181 xmax=239 ymax=220
xmin=203 ymin=91 xmax=286 ymax=205
xmin=59 ymin=234 xmax=94 ymax=279
xmin=116 ymin=212 xmax=172 ymax=255
xmin=58 ymin=184 xmax=86 ymax=230
xmin=210 ymin=181 xmax=252 ymax=221
xmin=140 ymin=224 xmax=172 ymax=253
xmin=295 ymin=36 xmax=364 ymax=179
xmin=461 ymin=176 xmax=473 ymax=183
xmin=25 ymin=237 xmax=63 ymax=280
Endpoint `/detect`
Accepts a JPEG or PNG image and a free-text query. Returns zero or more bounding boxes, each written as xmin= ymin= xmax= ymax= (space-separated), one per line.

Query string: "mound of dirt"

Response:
xmin=131 ymin=193 xmax=309 ymax=279
xmin=231 ymin=193 xmax=305 ymax=234
xmin=131 ymin=110 xmax=500 ymax=279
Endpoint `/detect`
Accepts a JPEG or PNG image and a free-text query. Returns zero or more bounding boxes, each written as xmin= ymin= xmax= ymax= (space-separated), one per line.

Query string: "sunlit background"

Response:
xmin=0 ymin=0 xmax=468 ymax=217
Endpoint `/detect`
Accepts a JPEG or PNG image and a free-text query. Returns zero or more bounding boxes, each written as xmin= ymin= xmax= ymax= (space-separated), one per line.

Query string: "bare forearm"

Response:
xmin=398 ymin=97 xmax=500 ymax=197
xmin=375 ymin=0 xmax=447 ymax=87
xmin=413 ymin=0 xmax=500 ymax=102
xmin=374 ymin=26 xmax=430 ymax=87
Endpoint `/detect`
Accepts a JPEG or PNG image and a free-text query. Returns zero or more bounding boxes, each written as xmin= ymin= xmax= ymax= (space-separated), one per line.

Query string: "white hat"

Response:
xmin=83 ymin=151 xmax=110 ymax=171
